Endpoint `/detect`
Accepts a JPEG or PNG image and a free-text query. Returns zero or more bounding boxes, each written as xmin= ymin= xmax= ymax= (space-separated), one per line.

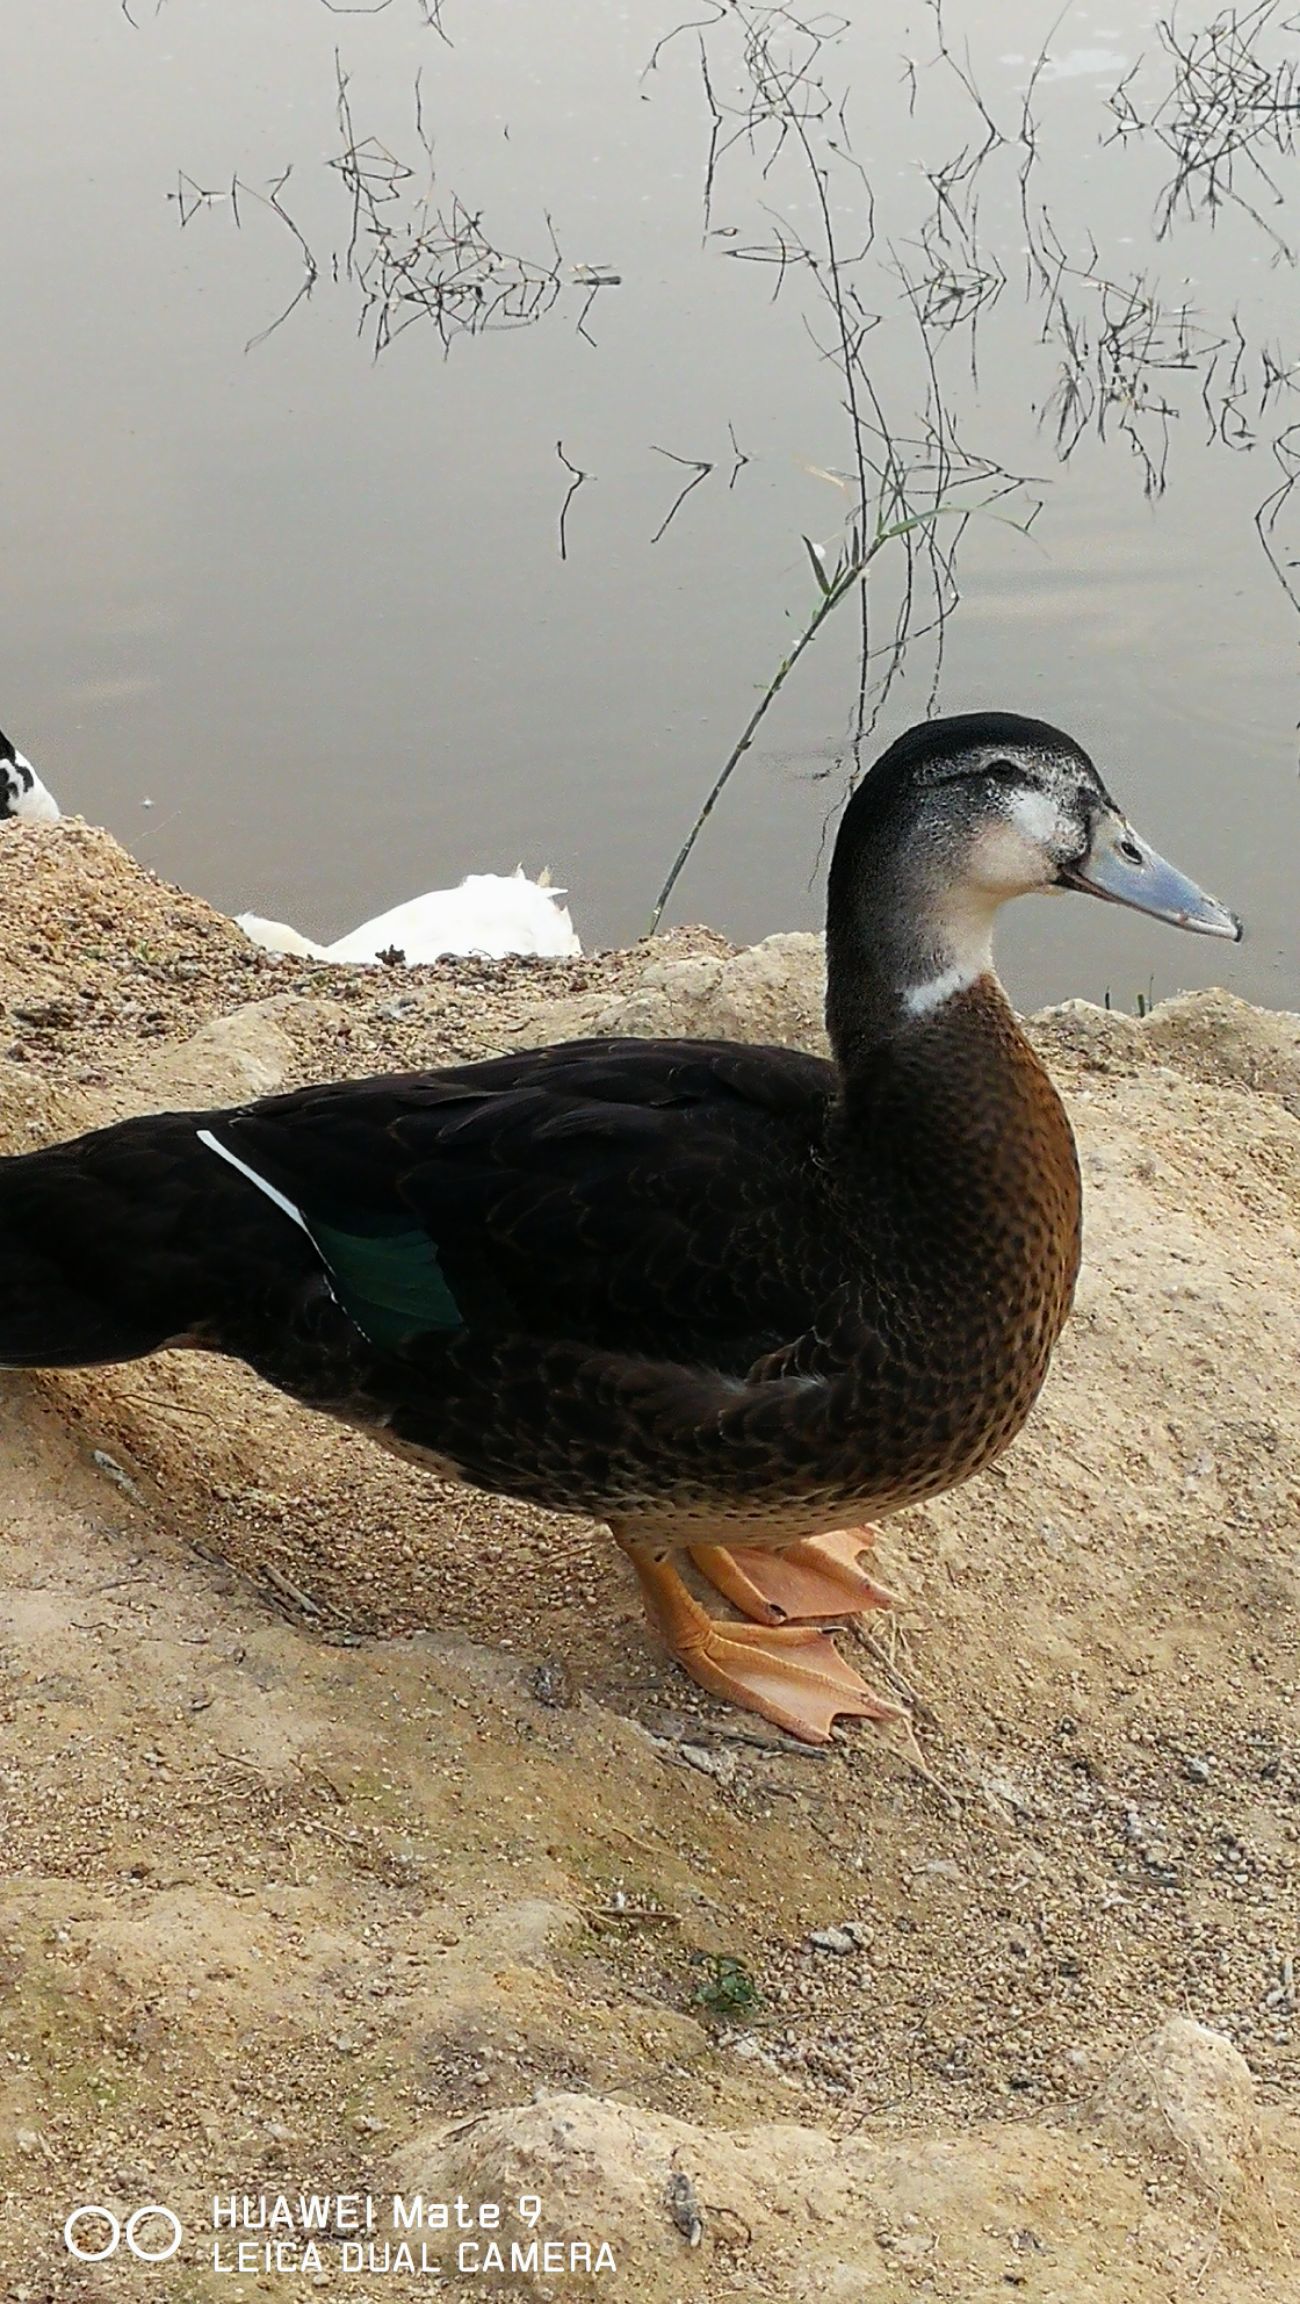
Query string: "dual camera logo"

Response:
xmin=64 ymin=2204 xmax=183 ymax=2262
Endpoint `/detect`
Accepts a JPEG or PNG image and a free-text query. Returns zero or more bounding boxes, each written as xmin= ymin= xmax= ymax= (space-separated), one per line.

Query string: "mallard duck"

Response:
xmin=236 ymin=868 xmax=581 ymax=964
xmin=0 ymin=729 xmax=60 ymax=825
xmin=0 ymin=713 xmax=1238 ymax=1741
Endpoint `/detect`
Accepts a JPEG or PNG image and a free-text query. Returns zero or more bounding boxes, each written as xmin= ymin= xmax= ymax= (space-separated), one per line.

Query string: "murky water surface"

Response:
xmin=2 ymin=1 xmax=1296 ymax=1010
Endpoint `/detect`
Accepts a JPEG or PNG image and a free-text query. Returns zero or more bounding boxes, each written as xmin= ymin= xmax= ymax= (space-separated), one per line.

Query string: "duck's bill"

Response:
xmin=1061 ymin=813 xmax=1242 ymax=941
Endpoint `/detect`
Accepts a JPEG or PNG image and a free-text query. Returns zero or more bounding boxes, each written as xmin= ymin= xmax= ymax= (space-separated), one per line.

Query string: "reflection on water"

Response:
xmin=0 ymin=0 xmax=1295 ymax=1013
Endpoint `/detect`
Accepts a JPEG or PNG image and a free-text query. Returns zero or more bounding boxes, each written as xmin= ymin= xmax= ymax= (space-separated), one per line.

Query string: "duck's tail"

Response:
xmin=0 ymin=1120 xmax=203 ymax=1367
xmin=0 ymin=1110 xmax=326 ymax=1372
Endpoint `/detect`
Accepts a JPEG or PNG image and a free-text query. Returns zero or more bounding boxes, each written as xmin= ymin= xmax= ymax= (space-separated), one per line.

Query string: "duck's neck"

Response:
xmin=828 ymin=829 xmax=1079 ymax=1267
xmin=826 ymin=895 xmax=1082 ymax=1368
xmin=825 ymin=848 xmax=1000 ymax=1070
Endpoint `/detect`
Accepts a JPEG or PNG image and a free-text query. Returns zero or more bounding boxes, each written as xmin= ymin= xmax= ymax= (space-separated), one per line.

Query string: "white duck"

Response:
xmin=0 ymin=730 xmax=60 ymax=824
xmin=237 ymin=866 xmax=581 ymax=965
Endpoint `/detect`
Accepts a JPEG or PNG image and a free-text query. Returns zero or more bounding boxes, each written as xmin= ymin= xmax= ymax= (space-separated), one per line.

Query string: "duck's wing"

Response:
xmin=203 ymin=1036 xmax=839 ymax=1367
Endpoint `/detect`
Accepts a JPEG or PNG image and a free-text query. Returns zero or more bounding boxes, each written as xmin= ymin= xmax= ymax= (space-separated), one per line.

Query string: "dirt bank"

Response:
xmin=0 ymin=822 xmax=1296 ymax=2301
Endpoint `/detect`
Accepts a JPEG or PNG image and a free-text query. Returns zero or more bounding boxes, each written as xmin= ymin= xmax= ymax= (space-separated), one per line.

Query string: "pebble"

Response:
xmin=665 ymin=2170 xmax=703 ymax=2246
xmin=679 ymin=1743 xmax=734 ymax=1781
xmin=90 ymin=1449 xmax=144 ymax=1502
xmin=530 ymin=1657 xmax=574 ymax=1708
xmin=806 ymin=1923 xmax=872 ymax=1955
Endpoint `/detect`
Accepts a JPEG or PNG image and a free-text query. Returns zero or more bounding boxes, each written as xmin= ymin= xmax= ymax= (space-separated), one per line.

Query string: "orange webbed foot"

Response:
xmin=688 ymin=1528 xmax=896 ymax=1625
xmin=623 ymin=1543 xmax=902 ymax=1744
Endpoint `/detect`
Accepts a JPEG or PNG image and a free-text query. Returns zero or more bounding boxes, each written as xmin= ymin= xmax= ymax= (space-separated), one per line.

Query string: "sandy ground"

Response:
xmin=0 ymin=821 xmax=1296 ymax=2301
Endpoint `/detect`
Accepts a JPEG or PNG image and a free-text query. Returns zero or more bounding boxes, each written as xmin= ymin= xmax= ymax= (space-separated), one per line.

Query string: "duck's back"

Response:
xmin=208 ymin=1035 xmax=848 ymax=1374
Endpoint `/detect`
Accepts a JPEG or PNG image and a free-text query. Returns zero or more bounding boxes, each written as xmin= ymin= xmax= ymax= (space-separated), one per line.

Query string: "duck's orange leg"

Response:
xmin=687 ymin=1529 xmax=896 ymax=1625
xmin=620 ymin=1541 xmax=901 ymax=1744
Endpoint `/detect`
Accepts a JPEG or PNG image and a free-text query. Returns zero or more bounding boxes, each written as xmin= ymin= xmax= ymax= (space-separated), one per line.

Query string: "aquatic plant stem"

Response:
xmin=649 ymin=508 xmax=948 ymax=935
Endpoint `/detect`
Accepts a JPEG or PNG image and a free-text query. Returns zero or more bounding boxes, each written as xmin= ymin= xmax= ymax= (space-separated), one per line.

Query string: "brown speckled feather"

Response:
xmin=361 ymin=976 xmax=1082 ymax=1540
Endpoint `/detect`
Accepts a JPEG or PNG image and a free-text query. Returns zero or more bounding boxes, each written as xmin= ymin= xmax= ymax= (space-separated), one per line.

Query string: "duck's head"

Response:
xmin=827 ymin=710 xmax=1240 ymax=1050
xmin=0 ymin=731 xmax=59 ymax=825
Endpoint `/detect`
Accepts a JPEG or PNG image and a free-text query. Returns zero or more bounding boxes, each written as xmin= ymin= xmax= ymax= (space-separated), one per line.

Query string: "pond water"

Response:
xmin=2 ymin=0 xmax=1296 ymax=1013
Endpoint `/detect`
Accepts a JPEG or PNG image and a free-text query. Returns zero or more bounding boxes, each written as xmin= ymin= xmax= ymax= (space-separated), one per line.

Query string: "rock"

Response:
xmin=1028 ymin=998 xmax=1150 ymax=1068
xmin=385 ymin=2094 xmax=829 ymax=2300
xmin=523 ymin=933 xmax=830 ymax=1057
xmin=478 ymin=1898 xmax=584 ymax=1964
xmin=807 ymin=1927 xmax=857 ymax=1955
xmin=139 ymin=1004 xmax=293 ymax=1102
xmin=1088 ymin=2017 xmax=1265 ymax=2208
xmin=1138 ymin=987 xmax=1300 ymax=1112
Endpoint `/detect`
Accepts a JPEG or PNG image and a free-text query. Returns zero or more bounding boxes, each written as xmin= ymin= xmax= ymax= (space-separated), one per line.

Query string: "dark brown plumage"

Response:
xmin=0 ymin=712 xmax=1239 ymax=1738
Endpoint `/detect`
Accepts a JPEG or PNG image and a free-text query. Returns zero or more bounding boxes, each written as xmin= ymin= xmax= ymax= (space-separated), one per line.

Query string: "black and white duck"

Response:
xmin=0 ymin=712 xmax=1239 ymax=1740
xmin=0 ymin=729 xmax=59 ymax=825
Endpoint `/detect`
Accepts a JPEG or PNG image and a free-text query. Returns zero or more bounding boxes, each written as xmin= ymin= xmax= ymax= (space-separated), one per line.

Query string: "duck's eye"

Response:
xmin=985 ymin=759 xmax=1026 ymax=786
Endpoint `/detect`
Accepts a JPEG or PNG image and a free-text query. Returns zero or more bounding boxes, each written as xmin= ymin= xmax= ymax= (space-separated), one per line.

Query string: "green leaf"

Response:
xmin=802 ymin=534 xmax=832 ymax=595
